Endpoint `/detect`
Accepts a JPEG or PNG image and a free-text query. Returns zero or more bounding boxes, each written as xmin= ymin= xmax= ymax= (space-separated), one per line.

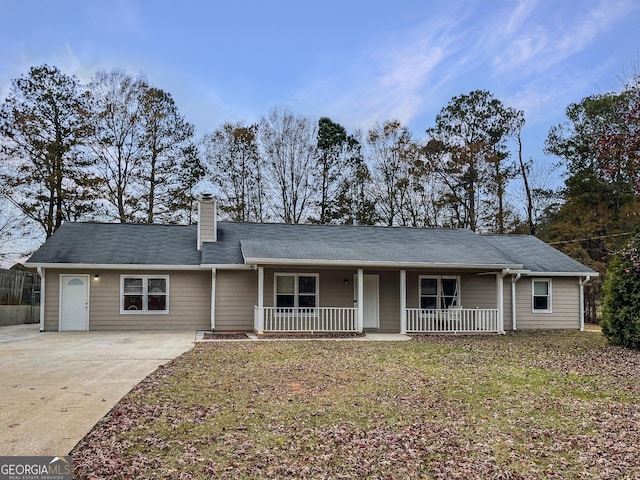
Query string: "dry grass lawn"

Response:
xmin=72 ymin=331 xmax=640 ymax=479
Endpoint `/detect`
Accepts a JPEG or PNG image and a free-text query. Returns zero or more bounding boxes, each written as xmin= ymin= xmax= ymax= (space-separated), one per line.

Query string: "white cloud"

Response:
xmin=80 ymin=0 xmax=143 ymax=35
xmin=492 ymin=0 xmax=636 ymax=75
xmin=503 ymin=0 xmax=539 ymax=37
xmin=289 ymin=7 xmax=470 ymax=132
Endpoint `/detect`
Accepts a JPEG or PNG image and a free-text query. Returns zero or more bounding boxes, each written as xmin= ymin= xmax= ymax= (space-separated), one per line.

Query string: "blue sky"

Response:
xmin=1 ymin=0 xmax=638 ymax=169
xmin=1 ymin=0 xmax=639 ymax=177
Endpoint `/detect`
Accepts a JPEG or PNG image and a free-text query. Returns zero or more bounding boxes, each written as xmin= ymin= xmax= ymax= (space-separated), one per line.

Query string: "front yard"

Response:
xmin=72 ymin=331 xmax=640 ymax=479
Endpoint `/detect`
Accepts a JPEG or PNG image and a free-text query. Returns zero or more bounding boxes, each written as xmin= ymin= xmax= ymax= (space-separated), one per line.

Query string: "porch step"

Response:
xmin=359 ymin=333 xmax=412 ymax=341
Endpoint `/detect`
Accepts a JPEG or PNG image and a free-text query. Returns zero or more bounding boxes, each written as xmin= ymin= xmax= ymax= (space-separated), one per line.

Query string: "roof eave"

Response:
xmin=200 ymin=264 xmax=252 ymax=270
xmin=523 ymin=271 xmax=599 ymax=277
xmin=24 ymin=262 xmax=204 ymax=270
xmin=243 ymin=257 xmax=523 ymax=270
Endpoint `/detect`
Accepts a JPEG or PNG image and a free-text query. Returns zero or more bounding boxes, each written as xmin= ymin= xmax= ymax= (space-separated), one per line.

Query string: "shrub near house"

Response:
xmin=602 ymin=235 xmax=640 ymax=349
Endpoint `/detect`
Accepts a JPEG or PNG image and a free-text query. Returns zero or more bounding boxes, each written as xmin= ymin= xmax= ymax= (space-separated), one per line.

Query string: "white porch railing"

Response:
xmin=257 ymin=306 xmax=358 ymax=333
xmin=406 ymin=308 xmax=499 ymax=333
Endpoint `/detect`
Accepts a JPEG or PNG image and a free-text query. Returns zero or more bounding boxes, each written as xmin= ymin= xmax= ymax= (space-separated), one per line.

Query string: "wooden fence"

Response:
xmin=0 ymin=269 xmax=40 ymax=305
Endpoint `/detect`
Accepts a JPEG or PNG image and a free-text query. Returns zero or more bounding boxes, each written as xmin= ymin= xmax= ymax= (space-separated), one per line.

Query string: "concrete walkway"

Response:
xmin=0 ymin=324 xmax=194 ymax=456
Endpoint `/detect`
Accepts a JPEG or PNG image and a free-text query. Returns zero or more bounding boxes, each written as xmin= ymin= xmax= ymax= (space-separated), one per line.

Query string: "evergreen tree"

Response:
xmin=168 ymin=143 xmax=206 ymax=224
xmin=138 ymin=87 xmax=195 ymax=223
xmin=427 ymin=90 xmax=521 ymax=232
xmin=315 ymin=117 xmax=350 ymax=224
xmin=543 ymin=85 xmax=640 ymax=322
xmin=0 ymin=65 xmax=97 ymax=238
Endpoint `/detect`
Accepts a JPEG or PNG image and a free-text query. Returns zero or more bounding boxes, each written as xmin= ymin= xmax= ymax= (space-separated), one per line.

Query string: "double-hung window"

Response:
xmin=121 ymin=275 xmax=169 ymax=314
xmin=532 ymin=279 xmax=551 ymax=313
xmin=275 ymin=273 xmax=318 ymax=310
xmin=419 ymin=276 xmax=460 ymax=309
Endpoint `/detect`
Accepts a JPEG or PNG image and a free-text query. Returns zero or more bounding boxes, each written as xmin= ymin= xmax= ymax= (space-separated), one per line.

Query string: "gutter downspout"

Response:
xmin=579 ymin=276 xmax=591 ymax=331
xmin=37 ymin=267 xmax=45 ymax=332
xmin=210 ymin=268 xmax=216 ymax=330
xmin=511 ymin=273 xmax=522 ymax=331
xmin=497 ymin=271 xmax=508 ymax=335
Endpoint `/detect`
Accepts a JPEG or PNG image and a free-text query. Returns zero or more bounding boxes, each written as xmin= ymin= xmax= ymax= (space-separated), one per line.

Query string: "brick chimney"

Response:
xmin=197 ymin=194 xmax=217 ymax=250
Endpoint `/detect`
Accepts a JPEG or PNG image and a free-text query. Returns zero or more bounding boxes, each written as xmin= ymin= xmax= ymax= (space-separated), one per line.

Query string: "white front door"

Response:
xmin=60 ymin=275 xmax=89 ymax=331
xmin=354 ymin=274 xmax=379 ymax=329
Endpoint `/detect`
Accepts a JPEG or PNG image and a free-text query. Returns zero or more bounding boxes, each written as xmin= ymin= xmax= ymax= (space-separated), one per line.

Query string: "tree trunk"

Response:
xmin=517 ymin=131 xmax=535 ymax=235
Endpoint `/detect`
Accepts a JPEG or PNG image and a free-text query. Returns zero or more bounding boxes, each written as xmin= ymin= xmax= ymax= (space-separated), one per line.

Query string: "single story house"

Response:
xmin=25 ymin=196 xmax=597 ymax=334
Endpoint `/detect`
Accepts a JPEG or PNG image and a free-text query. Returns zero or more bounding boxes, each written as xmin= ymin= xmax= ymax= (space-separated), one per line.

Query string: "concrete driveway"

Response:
xmin=0 ymin=324 xmax=194 ymax=456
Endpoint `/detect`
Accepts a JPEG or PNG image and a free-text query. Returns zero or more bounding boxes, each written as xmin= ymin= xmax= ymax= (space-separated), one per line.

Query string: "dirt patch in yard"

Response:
xmin=202 ymin=332 xmax=250 ymax=340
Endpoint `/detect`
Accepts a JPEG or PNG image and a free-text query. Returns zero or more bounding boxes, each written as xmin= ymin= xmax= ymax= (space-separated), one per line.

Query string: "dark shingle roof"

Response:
xmin=27 ymin=222 xmax=201 ymax=265
xmin=26 ymin=221 xmax=596 ymax=275
xmin=206 ymin=222 xmax=518 ymax=267
xmin=481 ymin=234 xmax=595 ymax=274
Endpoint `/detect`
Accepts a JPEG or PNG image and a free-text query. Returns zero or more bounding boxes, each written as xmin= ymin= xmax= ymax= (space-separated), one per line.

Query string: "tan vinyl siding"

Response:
xmin=318 ymin=270 xmax=357 ymax=307
xmin=44 ymin=269 xmax=210 ymax=331
xmin=460 ymin=275 xmax=498 ymax=310
xmin=44 ymin=270 xmax=60 ymax=331
xmin=215 ymin=270 xmax=257 ymax=331
xmin=515 ymin=277 xmax=580 ymax=329
xmin=503 ymin=277 xmax=513 ymax=331
xmin=374 ymin=270 xmax=400 ymax=332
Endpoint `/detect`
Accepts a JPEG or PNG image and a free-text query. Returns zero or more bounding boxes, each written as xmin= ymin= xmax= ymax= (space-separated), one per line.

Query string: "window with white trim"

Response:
xmin=275 ymin=273 xmax=318 ymax=308
xmin=532 ymin=279 xmax=551 ymax=313
xmin=419 ymin=276 xmax=460 ymax=309
xmin=121 ymin=275 xmax=169 ymax=314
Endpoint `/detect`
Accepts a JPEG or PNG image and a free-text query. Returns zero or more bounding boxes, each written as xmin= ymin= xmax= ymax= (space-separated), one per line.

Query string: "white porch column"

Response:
xmin=357 ymin=269 xmax=364 ymax=332
xmin=257 ymin=267 xmax=264 ymax=334
xmin=579 ymin=276 xmax=591 ymax=332
xmin=210 ymin=268 xmax=217 ymax=330
xmin=400 ymin=270 xmax=407 ymax=334
xmin=496 ymin=273 xmax=505 ymax=334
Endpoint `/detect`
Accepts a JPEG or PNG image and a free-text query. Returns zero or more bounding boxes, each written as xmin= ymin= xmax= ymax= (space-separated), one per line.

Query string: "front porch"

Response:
xmin=253 ymin=306 xmax=499 ymax=334
xmin=250 ymin=267 xmax=505 ymax=335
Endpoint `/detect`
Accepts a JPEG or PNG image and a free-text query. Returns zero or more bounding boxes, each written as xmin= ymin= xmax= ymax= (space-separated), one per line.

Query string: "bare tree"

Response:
xmin=204 ymin=122 xmax=265 ymax=222
xmin=89 ymin=69 xmax=147 ymax=222
xmin=260 ymin=107 xmax=317 ymax=224
xmin=367 ymin=120 xmax=414 ymax=226
xmin=0 ymin=201 xmax=27 ymax=261
xmin=400 ymin=142 xmax=445 ymax=227
xmin=513 ymin=113 xmax=536 ymax=234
